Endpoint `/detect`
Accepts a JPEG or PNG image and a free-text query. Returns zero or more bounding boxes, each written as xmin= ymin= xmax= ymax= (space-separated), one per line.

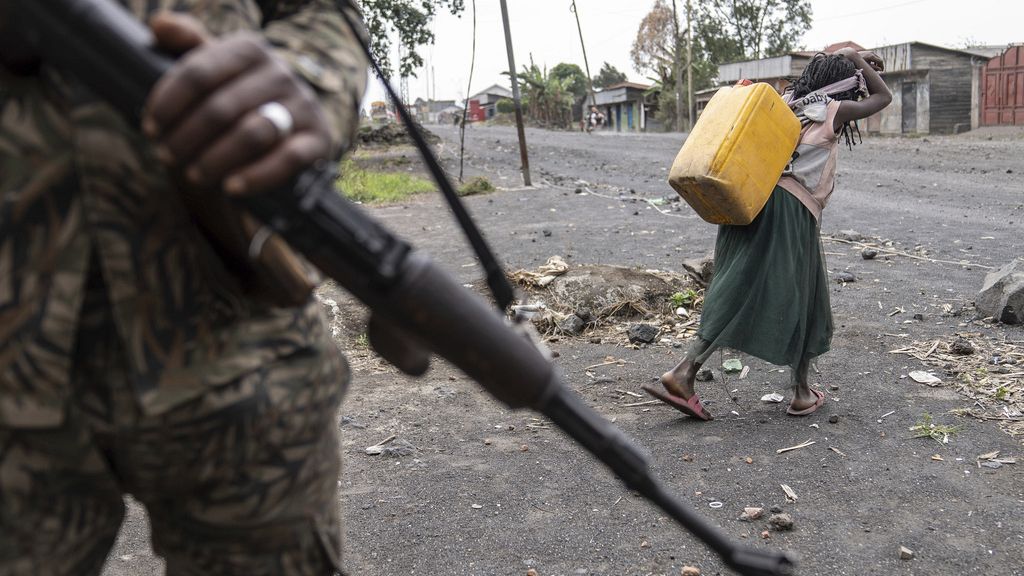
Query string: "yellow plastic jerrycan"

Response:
xmin=668 ymin=82 xmax=801 ymax=225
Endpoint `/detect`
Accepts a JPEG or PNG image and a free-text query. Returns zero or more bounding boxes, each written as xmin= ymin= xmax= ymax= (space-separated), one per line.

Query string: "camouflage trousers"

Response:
xmin=0 ymin=276 xmax=350 ymax=576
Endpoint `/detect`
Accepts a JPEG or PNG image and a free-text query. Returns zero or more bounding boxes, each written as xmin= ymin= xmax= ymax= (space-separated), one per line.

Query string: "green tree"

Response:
xmin=358 ymin=0 xmax=465 ymax=79
xmin=592 ymin=62 xmax=628 ymax=89
xmin=550 ymin=63 xmax=589 ymax=101
xmin=694 ymin=0 xmax=812 ymax=61
xmin=511 ymin=58 xmax=575 ymax=129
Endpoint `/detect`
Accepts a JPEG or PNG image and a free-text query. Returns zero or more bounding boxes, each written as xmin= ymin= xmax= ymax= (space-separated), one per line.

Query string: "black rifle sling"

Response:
xmin=331 ymin=0 xmax=517 ymax=312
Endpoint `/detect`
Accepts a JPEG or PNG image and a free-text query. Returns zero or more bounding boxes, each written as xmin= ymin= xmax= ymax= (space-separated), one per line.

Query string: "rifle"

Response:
xmin=7 ymin=2 xmax=795 ymax=574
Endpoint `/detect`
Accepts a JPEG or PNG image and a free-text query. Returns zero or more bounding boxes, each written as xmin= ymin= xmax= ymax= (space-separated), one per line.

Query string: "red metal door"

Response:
xmin=983 ymin=46 xmax=1024 ymax=126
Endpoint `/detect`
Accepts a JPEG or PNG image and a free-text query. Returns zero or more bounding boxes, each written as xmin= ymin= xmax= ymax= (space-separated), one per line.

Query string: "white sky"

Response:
xmin=365 ymin=0 xmax=1023 ymax=106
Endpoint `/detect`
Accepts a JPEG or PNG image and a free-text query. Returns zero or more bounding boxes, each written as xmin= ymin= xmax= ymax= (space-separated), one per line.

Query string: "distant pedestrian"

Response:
xmin=646 ymin=48 xmax=891 ymax=420
xmin=585 ymin=106 xmax=604 ymax=133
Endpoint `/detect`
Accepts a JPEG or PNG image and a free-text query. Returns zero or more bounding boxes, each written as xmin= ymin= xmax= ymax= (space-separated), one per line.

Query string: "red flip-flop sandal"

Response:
xmin=642 ymin=384 xmax=714 ymax=421
xmin=787 ymin=389 xmax=825 ymax=416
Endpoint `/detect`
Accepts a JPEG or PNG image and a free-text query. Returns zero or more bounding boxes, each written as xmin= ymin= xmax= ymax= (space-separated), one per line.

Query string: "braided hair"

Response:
xmin=787 ymin=53 xmax=862 ymax=149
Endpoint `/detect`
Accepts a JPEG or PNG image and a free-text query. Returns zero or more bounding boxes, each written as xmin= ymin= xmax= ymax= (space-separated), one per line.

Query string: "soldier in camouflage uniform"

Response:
xmin=0 ymin=1 xmax=367 ymax=574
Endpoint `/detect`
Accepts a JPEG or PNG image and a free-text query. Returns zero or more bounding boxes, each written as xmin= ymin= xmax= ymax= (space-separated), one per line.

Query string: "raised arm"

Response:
xmin=833 ymin=47 xmax=892 ymax=130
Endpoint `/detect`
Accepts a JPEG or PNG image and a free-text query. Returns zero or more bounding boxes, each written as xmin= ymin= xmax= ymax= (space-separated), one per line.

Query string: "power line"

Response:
xmin=816 ymin=0 xmax=932 ymax=22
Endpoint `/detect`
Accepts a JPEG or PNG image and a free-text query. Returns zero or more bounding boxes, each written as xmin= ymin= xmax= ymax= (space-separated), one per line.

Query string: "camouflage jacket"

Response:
xmin=0 ymin=0 xmax=367 ymax=427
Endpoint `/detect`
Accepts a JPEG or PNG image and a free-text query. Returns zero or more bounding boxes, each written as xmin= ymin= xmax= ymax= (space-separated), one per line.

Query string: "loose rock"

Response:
xmin=829 ymin=415 xmax=839 ymax=424
xmin=589 ymin=336 xmax=602 ymax=344
xmin=558 ymin=314 xmax=585 ymax=336
xmin=739 ymin=507 xmax=764 ymax=521
xmin=695 ymin=368 xmax=714 ymax=382
xmin=899 ymin=546 xmax=914 ymax=560
xmin=976 ymin=259 xmax=1024 ymax=324
xmin=768 ymin=513 xmax=794 ymax=531
xmin=627 ymin=323 xmax=659 ymax=344
xmin=722 ymin=359 xmax=744 ymax=373
xmin=835 ymin=230 xmax=864 ymax=242
xmin=835 ymin=271 xmax=857 ymax=284
xmin=951 ymin=338 xmax=975 ymax=355
xmin=681 ymin=567 xmax=701 ymax=576
xmin=861 ymin=248 xmax=878 ymax=260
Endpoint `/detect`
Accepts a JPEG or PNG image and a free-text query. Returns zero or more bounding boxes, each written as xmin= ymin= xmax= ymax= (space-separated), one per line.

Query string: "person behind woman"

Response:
xmin=645 ymin=48 xmax=892 ymax=420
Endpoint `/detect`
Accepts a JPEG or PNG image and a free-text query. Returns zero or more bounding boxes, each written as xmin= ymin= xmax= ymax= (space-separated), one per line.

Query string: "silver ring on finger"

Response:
xmin=257 ymin=101 xmax=294 ymax=139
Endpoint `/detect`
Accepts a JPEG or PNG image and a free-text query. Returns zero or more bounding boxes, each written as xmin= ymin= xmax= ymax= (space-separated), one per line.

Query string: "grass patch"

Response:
xmin=337 ymin=159 xmax=434 ymax=203
xmin=909 ymin=413 xmax=963 ymax=444
xmin=669 ymin=289 xmax=699 ymax=308
xmin=458 ymin=176 xmax=496 ymax=197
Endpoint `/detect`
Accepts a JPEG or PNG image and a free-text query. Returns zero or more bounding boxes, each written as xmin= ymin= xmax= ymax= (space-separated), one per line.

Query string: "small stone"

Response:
xmin=760 ymin=530 xmax=771 ymax=539
xmin=899 ymin=546 xmax=914 ymax=560
xmin=861 ymin=248 xmax=878 ymax=260
xmin=542 ymin=230 xmax=552 ymax=237
xmin=627 ymin=323 xmax=659 ymax=344
xmin=951 ymin=338 xmax=975 ymax=355
xmin=836 ymin=230 xmax=864 ymax=242
xmin=575 ymin=308 xmax=594 ymax=323
xmin=835 ymin=271 xmax=857 ymax=284
xmin=739 ymin=507 xmax=763 ymax=521
xmin=829 ymin=384 xmax=840 ymax=391
xmin=769 ymin=513 xmax=794 ymax=531
xmin=589 ymin=336 xmax=602 ymax=344
xmin=681 ymin=567 xmax=701 ymax=576
xmin=520 ymin=444 xmax=529 ymax=452
xmin=829 ymin=415 xmax=839 ymax=424
xmin=912 ymin=313 xmax=925 ymax=321
xmin=695 ymin=368 xmax=714 ymax=382
xmin=484 ymin=438 xmax=492 ymax=445
xmin=640 ymin=540 xmax=650 ymax=549
xmin=527 ymin=569 xmax=539 ymax=576
xmin=770 ymin=505 xmax=783 ymax=514
xmin=744 ymin=457 xmax=753 ymax=464
xmin=558 ymin=314 xmax=585 ymax=336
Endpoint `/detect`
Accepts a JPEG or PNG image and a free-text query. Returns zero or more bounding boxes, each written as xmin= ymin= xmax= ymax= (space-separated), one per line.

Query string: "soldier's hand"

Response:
xmin=142 ymin=12 xmax=332 ymax=196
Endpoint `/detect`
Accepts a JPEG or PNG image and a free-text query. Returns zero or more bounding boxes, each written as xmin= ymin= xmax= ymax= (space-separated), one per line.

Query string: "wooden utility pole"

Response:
xmin=671 ymin=0 xmax=685 ymax=132
xmin=499 ymin=0 xmax=531 ymax=187
xmin=686 ymin=0 xmax=694 ymax=130
xmin=570 ymin=0 xmax=596 ymax=108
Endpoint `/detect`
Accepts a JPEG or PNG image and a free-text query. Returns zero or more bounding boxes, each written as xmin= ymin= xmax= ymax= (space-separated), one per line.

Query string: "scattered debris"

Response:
xmin=640 ymin=540 xmax=650 ymax=549
xmin=365 ymin=435 xmax=397 ymax=455
xmin=471 ymin=503 xmax=483 ymax=509
xmin=908 ymin=371 xmax=942 ymax=386
xmin=877 ymin=410 xmax=896 ymax=423
xmin=780 ymin=484 xmax=799 ymax=502
xmin=761 ymin=392 xmax=785 ymax=403
xmin=510 ymin=256 xmax=570 ymax=288
xmin=768 ymin=513 xmax=794 ymax=531
xmin=761 ymin=530 xmax=771 ymax=539
xmin=616 ymin=388 xmax=643 ymax=398
xmin=708 ymin=501 xmax=724 ymax=509
xmin=829 ymin=446 xmax=847 ymax=457
xmin=899 ymin=546 xmax=914 ymax=561
xmin=744 ymin=456 xmax=753 ymax=464
xmin=891 ymin=334 xmax=1023 ymax=442
xmin=457 ymin=176 xmax=496 ymax=197
xmin=585 ymin=356 xmax=629 ymax=371
xmin=723 ymin=359 xmax=744 ymax=373
xmin=681 ymin=566 xmax=701 ymax=576
xmin=527 ymin=569 xmax=539 ymax=576
xmin=976 ymin=450 xmax=1017 ymax=468
xmin=739 ymin=507 xmax=764 ymax=521
xmin=682 ymin=256 xmax=715 ymax=288
xmin=696 ymin=368 xmax=714 ymax=382
xmin=777 ymin=440 xmax=816 ymax=454
xmin=739 ymin=366 xmax=751 ymax=379
xmin=623 ymin=400 xmax=661 ymax=408
xmin=931 ymin=454 xmax=944 ymax=461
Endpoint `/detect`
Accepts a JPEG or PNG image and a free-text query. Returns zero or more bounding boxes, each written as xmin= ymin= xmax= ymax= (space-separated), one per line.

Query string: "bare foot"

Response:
xmin=788 ymin=387 xmax=820 ymax=412
xmin=660 ymin=359 xmax=698 ymax=399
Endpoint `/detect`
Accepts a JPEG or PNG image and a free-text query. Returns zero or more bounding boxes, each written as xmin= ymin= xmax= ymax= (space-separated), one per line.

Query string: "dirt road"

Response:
xmin=106 ymin=126 xmax=1023 ymax=576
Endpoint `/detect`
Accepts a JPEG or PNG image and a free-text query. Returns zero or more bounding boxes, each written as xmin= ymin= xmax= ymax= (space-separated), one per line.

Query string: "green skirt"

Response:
xmin=694 ymin=187 xmax=833 ymax=369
